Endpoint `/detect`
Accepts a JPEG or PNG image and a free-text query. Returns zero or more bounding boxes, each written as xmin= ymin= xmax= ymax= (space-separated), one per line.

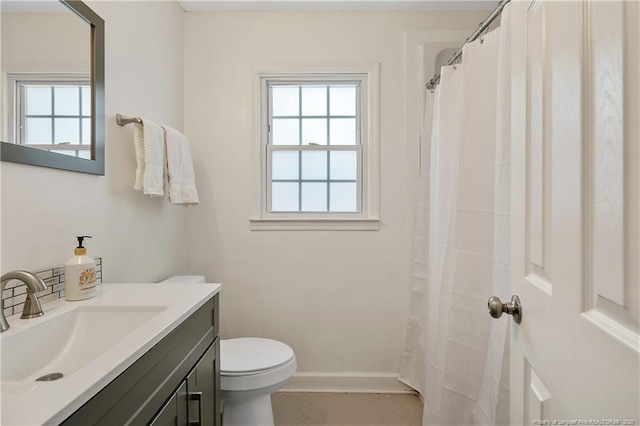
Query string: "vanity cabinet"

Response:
xmin=61 ymin=295 xmax=220 ymax=426
xmin=151 ymin=341 xmax=218 ymax=426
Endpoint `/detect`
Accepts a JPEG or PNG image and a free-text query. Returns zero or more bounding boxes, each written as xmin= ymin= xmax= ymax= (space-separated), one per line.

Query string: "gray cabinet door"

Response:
xmin=187 ymin=343 xmax=216 ymax=426
xmin=150 ymin=381 xmax=188 ymax=426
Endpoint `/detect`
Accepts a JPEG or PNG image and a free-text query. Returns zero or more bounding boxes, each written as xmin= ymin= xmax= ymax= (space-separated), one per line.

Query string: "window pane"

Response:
xmin=77 ymin=149 xmax=91 ymax=159
xmin=54 ymin=87 xmax=79 ymax=115
xmin=301 ymin=182 xmax=327 ymax=212
xmin=54 ymin=118 xmax=80 ymax=144
xmin=51 ymin=149 xmax=78 ymax=158
xmin=301 ymin=86 xmax=326 ymax=116
xmin=82 ymin=118 xmax=91 ymax=144
xmin=272 ymin=151 xmax=299 ymax=180
xmin=330 ymin=182 xmax=357 ymax=212
xmin=272 ymin=182 xmax=299 ymax=212
xmin=302 ymin=118 xmax=327 ymax=145
xmin=81 ymin=86 xmax=91 ymax=116
xmin=272 ymin=118 xmax=299 ymax=145
xmin=26 ymin=87 xmax=52 ymax=115
xmin=272 ymin=86 xmax=299 ymax=116
xmin=330 ymin=151 xmax=357 ymax=180
xmin=330 ymin=86 xmax=356 ymax=116
xmin=301 ymin=151 xmax=327 ymax=180
xmin=25 ymin=118 xmax=52 ymax=144
xmin=329 ymin=118 xmax=356 ymax=145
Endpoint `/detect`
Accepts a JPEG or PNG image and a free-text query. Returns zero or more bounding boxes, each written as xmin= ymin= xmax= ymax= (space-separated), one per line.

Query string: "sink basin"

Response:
xmin=1 ymin=305 xmax=165 ymax=382
xmin=1 ymin=282 xmax=221 ymax=425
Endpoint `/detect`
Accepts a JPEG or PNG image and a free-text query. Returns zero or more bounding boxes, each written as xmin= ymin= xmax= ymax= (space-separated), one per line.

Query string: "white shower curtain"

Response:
xmin=399 ymin=6 xmax=511 ymax=425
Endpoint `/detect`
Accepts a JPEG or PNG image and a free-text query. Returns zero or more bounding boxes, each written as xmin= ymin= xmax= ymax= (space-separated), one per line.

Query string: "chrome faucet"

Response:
xmin=1 ymin=270 xmax=48 ymax=332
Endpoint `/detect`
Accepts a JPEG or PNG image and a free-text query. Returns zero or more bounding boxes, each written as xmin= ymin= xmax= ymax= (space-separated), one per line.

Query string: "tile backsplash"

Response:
xmin=2 ymin=258 xmax=102 ymax=318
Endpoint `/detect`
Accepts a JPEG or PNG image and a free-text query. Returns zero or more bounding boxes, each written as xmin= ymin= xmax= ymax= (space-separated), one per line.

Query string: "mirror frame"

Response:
xmin=0 ymin=0 xmax=105 ymax=175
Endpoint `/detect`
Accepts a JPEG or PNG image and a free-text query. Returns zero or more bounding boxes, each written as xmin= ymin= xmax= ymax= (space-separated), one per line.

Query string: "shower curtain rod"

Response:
xmin=426 ymin=0 xmax=511 ymax=90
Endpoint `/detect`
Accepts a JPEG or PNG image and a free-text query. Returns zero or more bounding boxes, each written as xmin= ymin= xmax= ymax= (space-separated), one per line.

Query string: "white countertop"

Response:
xmin=0 ymin=282 xmax=221 ymax=426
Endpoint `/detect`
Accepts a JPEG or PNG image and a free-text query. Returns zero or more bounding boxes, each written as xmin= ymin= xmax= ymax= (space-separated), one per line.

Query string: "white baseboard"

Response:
xmin=281 ymin=372 xmax=416 ymax=394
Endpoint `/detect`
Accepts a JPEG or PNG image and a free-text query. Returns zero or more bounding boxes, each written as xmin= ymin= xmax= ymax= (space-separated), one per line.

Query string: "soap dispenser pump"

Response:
xmin=64 ymin=236 xmax=97 ymax=301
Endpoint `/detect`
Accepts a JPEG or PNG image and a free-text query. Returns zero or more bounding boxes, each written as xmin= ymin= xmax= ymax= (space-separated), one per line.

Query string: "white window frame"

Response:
xmin=6 ymin=73 xmax=91 ymax=158
xmin=250 ymin=64 xmax=380 ymax=231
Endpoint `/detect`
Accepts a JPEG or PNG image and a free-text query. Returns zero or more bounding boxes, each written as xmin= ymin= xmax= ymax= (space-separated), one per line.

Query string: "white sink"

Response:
xmin=1 ymin=305 xmax=165 ymax=382
xmin=0 ymin=282 xmax=221 ymax=425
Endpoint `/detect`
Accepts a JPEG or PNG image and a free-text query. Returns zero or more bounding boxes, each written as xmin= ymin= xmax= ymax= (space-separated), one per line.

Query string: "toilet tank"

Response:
xmin=159 ymin=275 xmax=206 ymax=284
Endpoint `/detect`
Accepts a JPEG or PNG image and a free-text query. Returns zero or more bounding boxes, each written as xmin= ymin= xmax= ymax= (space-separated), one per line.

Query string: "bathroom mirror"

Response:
xmin=0 ymin=0 xmax=105 ymax=175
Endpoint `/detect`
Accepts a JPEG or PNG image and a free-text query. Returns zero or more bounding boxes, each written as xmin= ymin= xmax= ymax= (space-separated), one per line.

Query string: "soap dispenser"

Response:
xmin=64 ymin=236 xmax=97 ymax=301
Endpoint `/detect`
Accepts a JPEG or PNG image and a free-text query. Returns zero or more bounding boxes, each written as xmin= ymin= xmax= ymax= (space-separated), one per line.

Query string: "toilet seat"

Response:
xmin=221 ymin=338 xmax=294 ymax=375
xmin=220 ymin=338 xmax=296 ymax=392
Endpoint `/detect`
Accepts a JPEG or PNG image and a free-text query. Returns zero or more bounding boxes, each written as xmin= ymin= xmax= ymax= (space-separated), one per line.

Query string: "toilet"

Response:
xmin=159 ymin=275 xmax=297 ymax=426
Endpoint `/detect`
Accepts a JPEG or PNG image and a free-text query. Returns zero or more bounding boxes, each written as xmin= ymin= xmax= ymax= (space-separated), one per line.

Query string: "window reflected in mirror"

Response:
xmin=10 ymin=74 xmax=91 ymax=158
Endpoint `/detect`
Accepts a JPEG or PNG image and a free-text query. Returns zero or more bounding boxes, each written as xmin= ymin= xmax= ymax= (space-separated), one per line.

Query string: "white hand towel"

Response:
xmin=133 ymin=118 xmax=165 ymax=197
xmin=162 ymin=125 xmax=199 ymax=206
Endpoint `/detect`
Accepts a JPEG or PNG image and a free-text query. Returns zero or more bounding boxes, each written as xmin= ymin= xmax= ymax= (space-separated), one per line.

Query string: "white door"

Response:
xmin=509 ymin=0 xmax=639 ymax=424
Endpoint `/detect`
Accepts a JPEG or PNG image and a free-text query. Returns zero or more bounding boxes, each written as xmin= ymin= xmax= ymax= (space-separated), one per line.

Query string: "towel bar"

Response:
xmin=116 ymin=113 xmax=142 ymax=127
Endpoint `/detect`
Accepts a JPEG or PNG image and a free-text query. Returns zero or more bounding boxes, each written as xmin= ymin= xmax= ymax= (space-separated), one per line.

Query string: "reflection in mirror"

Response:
xmin=0 ymin=0 xmax=104 ymax=175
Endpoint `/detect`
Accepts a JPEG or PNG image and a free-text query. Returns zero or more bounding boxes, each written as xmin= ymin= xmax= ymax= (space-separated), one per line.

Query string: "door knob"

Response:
xmin=488 ymin=295 xmax=522 ymax=324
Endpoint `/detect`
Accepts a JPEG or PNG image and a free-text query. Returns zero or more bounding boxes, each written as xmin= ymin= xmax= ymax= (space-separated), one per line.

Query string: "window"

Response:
xmin=252 ymin=67 xmax=380 ymax=231
xmin=8 ymin=74 xmax=91 ymax=159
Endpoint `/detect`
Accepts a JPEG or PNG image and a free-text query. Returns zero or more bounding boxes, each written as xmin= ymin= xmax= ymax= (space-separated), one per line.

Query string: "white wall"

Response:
xmin=0 ymin=1 xmax=187 ymax=283
xmin=0 ymin=12 xmax=89 ymax=72
xmin=184 ymin=10 xmax=485 ymax=384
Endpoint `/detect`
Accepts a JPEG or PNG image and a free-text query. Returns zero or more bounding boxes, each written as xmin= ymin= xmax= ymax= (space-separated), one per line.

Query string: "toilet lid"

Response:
xmin=221 ymin=338 xmax=294 ymax=374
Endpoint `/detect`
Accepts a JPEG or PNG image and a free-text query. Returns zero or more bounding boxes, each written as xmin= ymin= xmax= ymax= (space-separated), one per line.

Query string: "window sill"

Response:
xmin=249 ymin=217 xmax=380 ymax=231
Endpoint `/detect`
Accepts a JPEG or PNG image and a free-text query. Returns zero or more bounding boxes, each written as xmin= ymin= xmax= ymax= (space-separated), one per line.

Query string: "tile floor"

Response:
xmin=272 ymin=392 xmax=423 ymax=426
